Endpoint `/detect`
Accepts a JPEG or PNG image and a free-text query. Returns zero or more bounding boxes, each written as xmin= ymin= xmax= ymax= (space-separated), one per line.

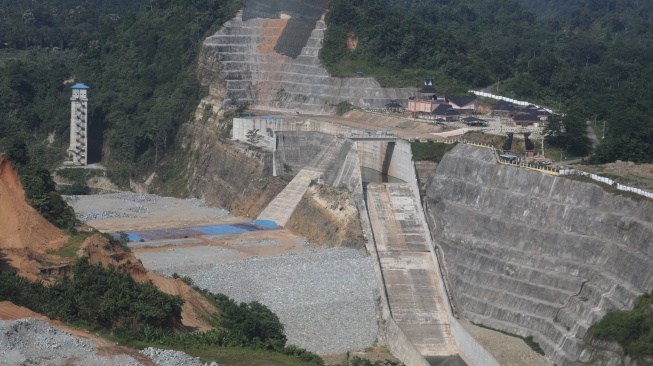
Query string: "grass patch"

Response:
xmin=589 ymin=293 xmax=653 ymax=361
xmin=56 ymin=168 xmax=104 ymax=185
xmin=325 ymin=56 xmax=467 ymax=92
xmin=472 ymin=322 xmax=545 ymax=356
xmin=577 ymin=165 xmax=653 ymax=192
xmin=101 ymin=333 xmax=317 ymax=366
xmin=411 ymin=141 xmax=456 ymax=162
xmin=192 ymin=347 xmax=319 ymax=366
xmin=48 ymin=231 xmax=95 ymax=258
xmin=462 ymin=131 xmax=506 ymax=149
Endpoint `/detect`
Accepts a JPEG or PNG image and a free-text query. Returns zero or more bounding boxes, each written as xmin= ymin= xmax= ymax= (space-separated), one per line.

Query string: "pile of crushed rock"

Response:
xmin=147 ymin=248 xmax=380 ymax=354
xmin=0 ymin=318 xmax=218 ymax=366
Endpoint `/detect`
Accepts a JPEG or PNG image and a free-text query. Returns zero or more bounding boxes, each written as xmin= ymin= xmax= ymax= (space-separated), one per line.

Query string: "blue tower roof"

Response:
xmin=71 ymin=83 xmax=90 ymax=89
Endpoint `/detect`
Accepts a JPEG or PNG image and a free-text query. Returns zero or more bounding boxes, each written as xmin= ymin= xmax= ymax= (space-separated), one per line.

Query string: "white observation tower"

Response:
xmin=68 ymin=83 xmax=89 ymax=165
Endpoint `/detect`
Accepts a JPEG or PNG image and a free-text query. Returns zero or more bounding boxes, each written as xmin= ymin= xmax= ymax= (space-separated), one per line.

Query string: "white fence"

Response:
xmin=469 ymin=90 xmax=553 ymax=113
xmin=559 ymin=169 xmax=653 ymax=199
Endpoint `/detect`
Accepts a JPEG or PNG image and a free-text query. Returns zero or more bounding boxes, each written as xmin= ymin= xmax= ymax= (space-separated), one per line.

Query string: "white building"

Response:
xmin=68 ymin=83 xmax=89 ymax=165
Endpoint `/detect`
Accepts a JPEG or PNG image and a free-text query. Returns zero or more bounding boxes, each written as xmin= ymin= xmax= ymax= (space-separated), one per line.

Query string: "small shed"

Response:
xmin=446 ymin=95 xmax=478 ymax=114
xmin=500 ymin=154 xmax=517 ymax=163
xmin=384 ymin=100 xmax=403 ymax=112
xmin=513 ymin=113 xmax=541 ymax=127
xmin=493 ymin=100 xmax=517 ymax=117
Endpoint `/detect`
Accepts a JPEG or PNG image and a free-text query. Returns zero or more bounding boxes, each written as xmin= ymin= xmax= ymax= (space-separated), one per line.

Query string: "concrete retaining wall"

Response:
xmin=356 ymin=139 xmax=413 ymax=183
xmin=405 ymin=151 xmax=501 ymax=366
xmin=233 ymin=117 xmax=400 ymax=143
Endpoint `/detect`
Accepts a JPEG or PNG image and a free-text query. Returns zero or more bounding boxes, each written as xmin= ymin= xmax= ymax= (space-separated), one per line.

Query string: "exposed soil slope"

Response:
xmin=0 ymin=158 xmax=217 ymax=332
xmin=0 ymin=158 xmax=65 ymax=251
xmin=287 ymin=185 xmax=365 ymax=248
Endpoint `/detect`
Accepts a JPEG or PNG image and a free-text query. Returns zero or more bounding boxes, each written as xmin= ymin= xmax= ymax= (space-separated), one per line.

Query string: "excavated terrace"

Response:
xmin=201 ymin=11 xmax=414 ymax=114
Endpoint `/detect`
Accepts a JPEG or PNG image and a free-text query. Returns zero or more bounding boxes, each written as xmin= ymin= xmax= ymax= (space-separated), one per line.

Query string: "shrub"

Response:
xmin=589 ymin=293 xmax=653 ymax=360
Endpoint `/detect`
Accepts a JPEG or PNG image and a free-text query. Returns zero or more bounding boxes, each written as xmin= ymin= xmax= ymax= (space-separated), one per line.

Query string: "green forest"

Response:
xmin=0 ymin=0 xmax=242 ymax=185
xmin=321 ymin=0 xmax=653 ymax=163
xmin=1 ymin=0 xmax=652 ymax=174
xmin=590 ymin=293 xmax=653 ymax=361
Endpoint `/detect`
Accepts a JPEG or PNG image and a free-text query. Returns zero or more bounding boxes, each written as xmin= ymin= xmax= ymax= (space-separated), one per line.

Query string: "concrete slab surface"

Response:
xmin=367 ymin=183 xmax=457 ymax=357
xmin=257 ymin=169 xmax=322 ymax=226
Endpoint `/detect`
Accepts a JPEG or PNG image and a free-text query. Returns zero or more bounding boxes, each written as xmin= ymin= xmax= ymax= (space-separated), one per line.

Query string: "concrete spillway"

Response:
xmin=201 ymin=15 xmax=415 ymax=114
xmin=257 ymin=168 xmax=321 ymax=226
xmin=367 ymin=183 xmax=457 ymax=357
xmin=426 ymin=144 xmax=653 ymax=365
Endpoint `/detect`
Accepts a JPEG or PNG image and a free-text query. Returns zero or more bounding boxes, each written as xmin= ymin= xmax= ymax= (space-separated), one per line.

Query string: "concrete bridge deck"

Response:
xmin=257 ymin=169 xmax=322 ymax=226
xmin=366 ymin=183 xmax=457 ymax=357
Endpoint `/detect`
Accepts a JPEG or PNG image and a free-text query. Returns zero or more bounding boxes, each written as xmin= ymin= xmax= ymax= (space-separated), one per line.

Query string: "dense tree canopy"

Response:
xmin=1 ymin=0 xmax=652 ymax=176
xmin=0 ymin=0 xmax=241 ymax=183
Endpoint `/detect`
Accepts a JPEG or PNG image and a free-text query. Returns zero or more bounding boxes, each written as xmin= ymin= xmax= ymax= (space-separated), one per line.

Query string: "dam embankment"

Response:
xmin=426 ymin=144 xmax=653 ymax=365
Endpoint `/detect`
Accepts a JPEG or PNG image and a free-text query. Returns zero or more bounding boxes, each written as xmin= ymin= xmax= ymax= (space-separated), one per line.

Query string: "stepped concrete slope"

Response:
xmin=367 ymin=183 xmax=457 ymax=357
xmin=201 ymin=13 xmax=415 ymax=114
xmin=257 ymin=169 xmax=321 ymax=226
xmin=426 ymin=144 xmax=653 ymax=365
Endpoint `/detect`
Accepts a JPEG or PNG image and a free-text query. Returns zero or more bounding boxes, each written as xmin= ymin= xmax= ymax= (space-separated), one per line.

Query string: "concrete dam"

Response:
xmin=426 ymin=144 xmax=653 ymax=365
xmin=200 ymin=0 xmax=415 ymax=114
xmin=233 ymin=118 xmax=501 ymax=366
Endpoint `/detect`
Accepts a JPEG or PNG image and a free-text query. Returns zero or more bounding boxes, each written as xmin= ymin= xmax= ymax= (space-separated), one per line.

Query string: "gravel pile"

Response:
xmin=0 ymin=318 xmax=141 ymax=365
xmin=0 ymin=318 xmax=220 ymax=366
xmin=128 ymin=238 xmax=203 ymax=249
xmin=227 ymin=239 xmax=282 ymax=247
xmin=102 ymin=192 xmax=160 ymax=202
xmin=138 ymin=246 xmax=243 ymax=269
xmin=149 ymin=248 xmax=379 ymax=354
xmin=76 ymin=210 xmax=133 ymax=221
xmin=183 ymin=198 xmax=210 ymax=208
xmin=140 ymin=347 xmax=218 ymax=366
xmin=67 ymin=192 xmax=231 ymax=223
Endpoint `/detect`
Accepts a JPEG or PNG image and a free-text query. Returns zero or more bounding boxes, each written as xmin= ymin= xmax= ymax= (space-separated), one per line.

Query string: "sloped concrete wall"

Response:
xmin=274 ymin=131 xmax=354 ymax=185
xmin=339 ymin=147 xmax=432 ymax=366
xmin=357 ymin=139 xmax=413 ymax=183
xmin=232 ymin=117 xmax=353 ymax=143
xmin=201 ymin=15 xmax=415 ymax=114
xmin=426 ymin=144 xmax=653 ymax=365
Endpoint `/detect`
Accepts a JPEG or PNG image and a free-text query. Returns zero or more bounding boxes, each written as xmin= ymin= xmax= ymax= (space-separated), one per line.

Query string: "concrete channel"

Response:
xmin=366 ymin=183 xmax=458 ymax=359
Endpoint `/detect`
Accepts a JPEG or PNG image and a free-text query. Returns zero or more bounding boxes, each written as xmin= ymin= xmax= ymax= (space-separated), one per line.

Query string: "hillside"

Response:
xmin=322 ymin=0 xmax=653 ymax=163
xmin=0 ymin=157 xmax=64 ymax=251
xmin=0 ymin=0 xmax=651 ymax=186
